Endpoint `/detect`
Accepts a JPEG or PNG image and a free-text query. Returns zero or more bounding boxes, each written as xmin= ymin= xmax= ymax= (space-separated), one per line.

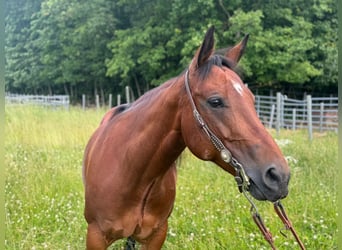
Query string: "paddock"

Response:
xmin=4 ymin=106 xmax=337 ymax=249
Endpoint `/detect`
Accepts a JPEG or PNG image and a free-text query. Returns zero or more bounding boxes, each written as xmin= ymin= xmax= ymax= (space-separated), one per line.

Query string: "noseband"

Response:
xmin=184 ymin=70 xmax=306 ymax=250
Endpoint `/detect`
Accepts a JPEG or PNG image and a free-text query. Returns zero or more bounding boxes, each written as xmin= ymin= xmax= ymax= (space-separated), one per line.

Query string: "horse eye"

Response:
xmin=207 ymin=97 xmax=224 ymax=108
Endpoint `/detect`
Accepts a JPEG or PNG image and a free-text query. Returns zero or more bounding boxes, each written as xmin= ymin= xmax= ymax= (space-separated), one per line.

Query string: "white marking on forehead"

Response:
xmin=232 ymin=80 xmax=244 ymax=96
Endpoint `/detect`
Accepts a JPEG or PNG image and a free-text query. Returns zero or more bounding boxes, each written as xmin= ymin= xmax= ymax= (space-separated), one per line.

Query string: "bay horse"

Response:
xmin=83 ymin=27 xmax=290 ymax=249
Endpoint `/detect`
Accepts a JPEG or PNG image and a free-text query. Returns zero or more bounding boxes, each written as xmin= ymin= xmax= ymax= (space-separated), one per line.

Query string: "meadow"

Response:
xmin=5 ymin=105 xmax=337 ymax=249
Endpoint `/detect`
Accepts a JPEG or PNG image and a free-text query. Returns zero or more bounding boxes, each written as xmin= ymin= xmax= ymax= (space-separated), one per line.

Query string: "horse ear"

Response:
xmin=225 ymin=34 xmax=249 ymax=64
xmin=189 ymin=26 xmax=215 ymax=72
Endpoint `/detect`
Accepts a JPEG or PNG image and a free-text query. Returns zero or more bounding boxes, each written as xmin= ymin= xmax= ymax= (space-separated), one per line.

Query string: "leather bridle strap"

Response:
xmin=184 ymin=70 xmax=250 ymax=192
xmin=274 ymin=201 xmax=306 ymax=250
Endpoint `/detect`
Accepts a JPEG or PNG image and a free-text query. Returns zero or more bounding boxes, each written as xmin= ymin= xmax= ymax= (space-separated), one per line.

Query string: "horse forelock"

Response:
xmin=197 ymin=54 xmax=236 ymax=80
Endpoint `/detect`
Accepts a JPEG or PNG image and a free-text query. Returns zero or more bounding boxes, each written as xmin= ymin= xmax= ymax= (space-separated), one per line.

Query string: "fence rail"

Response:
xmin=5 ymin=92 xmax=338 ymax=136
xmin=255 ymin=93 xmax=338 ymax=136
xmin=5 ymin=93 xmax=70 ymax=109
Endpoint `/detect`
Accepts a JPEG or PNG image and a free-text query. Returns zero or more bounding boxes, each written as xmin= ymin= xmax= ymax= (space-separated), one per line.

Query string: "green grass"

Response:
xmin=5 ymin=105 xmax=337 ymax=249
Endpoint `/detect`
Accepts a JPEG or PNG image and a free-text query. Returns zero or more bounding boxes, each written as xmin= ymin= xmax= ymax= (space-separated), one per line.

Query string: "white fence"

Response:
xmin=5 ymin=92 xmax=338 ymax=135
xmin=5 ymin=93 xmax=70 ymax=109
xmin=256 ymin=93 xmax=338 ymax=137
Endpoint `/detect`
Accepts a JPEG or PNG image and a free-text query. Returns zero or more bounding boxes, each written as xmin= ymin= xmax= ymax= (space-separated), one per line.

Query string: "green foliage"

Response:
xmin=5 ymin=0 xmax=337 ymax=98
xmin=225 ymin=8 xmax=321 ymax=85
xmin=5 ymin=0 xmax=117 ymax=98
xmin=5 ymin=0 xmax=42 ymax=91
xmin=5 ymin=106 xmax=337 ymax=249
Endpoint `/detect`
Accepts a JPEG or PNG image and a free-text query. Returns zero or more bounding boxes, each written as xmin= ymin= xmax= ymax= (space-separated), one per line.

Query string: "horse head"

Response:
xmin=181 ymin=27 xmax=290 ymax=202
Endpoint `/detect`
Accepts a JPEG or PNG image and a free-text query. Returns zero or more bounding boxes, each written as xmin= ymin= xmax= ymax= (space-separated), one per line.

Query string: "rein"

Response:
xmin=184 ymin=70 xmax=306 ymax=249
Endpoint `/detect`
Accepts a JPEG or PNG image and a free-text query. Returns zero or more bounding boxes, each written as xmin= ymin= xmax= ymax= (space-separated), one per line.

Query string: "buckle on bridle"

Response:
xmin=234 ymin=171 xmax=246 ymax=193
xmin=230 ymin=157 xmax=250 ymax=193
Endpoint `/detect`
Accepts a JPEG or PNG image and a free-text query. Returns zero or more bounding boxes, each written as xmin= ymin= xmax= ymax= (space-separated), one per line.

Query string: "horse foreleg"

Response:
xmin=86 ymin=223 xmax=109 ymax=250
xmin=140 ymin=221 xmax=168 ymax=250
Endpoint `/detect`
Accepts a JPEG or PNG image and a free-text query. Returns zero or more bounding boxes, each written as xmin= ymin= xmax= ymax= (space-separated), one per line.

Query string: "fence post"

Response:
xmin=269 ymin=104 xmax=275 ymax=128
xmin=256 ymin=96 xmax=260 ymax=116
xmin=117 ymin=94 xmax=121 ymax=106
xmin=307 ymin=95 xmax=313 ymax=140
xmin=281 ymin=95 xmax=285 ymax=128
xmin=64 ymin=96 xmax=70 ymax=110
xmin=319 ymin=102 xmax=324 ymax=132
xmin=82 ymin=94 xmax=86 ymax=110
xmin=125 ymin=86 xmax=130 ymax=104
xmin=96 ymin=95 xmax=100 ymax=110
xmin=292 ymin=109 xmax=296 ymax=130
xmin=276 ymin=92 xmax=282 ymax=135
xmin=108 ymin=94 xmax=112 ymax=109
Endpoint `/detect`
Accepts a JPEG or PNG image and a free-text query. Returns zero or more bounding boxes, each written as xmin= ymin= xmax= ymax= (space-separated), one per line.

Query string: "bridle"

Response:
xmin=184 ymin=70 xmax=306 ymax=250
xmin=184 ymin=70 xmax=250 ymax=192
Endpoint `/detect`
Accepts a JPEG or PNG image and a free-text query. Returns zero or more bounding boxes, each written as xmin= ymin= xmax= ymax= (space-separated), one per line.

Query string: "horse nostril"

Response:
xmin=254 ymin=166 xmax=290 ymax=201
xmin=265 ymin=167 xmax=281 ymax=184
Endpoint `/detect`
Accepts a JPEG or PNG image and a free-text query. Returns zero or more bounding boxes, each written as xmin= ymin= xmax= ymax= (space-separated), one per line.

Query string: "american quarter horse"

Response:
xmin=83 ymin=27 xmax=291 ymax=249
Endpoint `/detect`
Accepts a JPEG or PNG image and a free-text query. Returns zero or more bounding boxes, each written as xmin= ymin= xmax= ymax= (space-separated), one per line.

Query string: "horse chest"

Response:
xmin=131 ymin=165 xmax=177 ymax=241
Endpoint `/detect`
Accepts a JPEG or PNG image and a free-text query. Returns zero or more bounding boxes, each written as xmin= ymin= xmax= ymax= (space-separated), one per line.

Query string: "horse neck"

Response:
xmin=129 ymin=75 xmax=187 ymax=169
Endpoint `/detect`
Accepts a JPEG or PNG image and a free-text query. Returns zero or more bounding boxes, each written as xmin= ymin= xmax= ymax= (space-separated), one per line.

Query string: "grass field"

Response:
xmin=5 ymin=105 xmax=338 ymax=249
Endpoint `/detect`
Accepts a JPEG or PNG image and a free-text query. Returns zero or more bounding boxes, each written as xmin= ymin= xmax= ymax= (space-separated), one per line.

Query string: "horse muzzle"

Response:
xmin=247 ymin=165 xmax=290 ymax=202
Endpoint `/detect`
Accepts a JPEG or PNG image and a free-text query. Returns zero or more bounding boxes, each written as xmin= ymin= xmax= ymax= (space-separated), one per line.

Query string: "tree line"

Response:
xmin=5 ymin=0 xmax=337 ymax=103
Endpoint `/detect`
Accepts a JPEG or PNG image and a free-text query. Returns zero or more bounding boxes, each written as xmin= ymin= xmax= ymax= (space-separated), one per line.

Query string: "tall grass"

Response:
xmin=5 ymin=105 xmax=337 ymax=249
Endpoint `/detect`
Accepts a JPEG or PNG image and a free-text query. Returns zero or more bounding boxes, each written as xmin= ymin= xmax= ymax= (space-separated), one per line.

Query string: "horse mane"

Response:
xmin=197 ymin=54 xmax=237 ymax=80
xmin=111 ymin=103 xmax=131 ymax=118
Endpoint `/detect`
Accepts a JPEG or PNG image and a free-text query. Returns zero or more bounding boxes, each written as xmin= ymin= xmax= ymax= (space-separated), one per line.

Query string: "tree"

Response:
xmin=5 ymin=0 xmax=43 ymax=93
xmin=30 ymin=0 xmax=118 ymax=101
xmin=105 ymin=0 xmax=235 ymax=96
xmin=234 ymin=0 xmax=337 ymax=94
xmin=5 ymin=0 xmax=337 ymax=99
xmin=5 ymin=0 xmax=118 ymax=102
xmin=306 ymin=0 xmax=337 ymax=91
